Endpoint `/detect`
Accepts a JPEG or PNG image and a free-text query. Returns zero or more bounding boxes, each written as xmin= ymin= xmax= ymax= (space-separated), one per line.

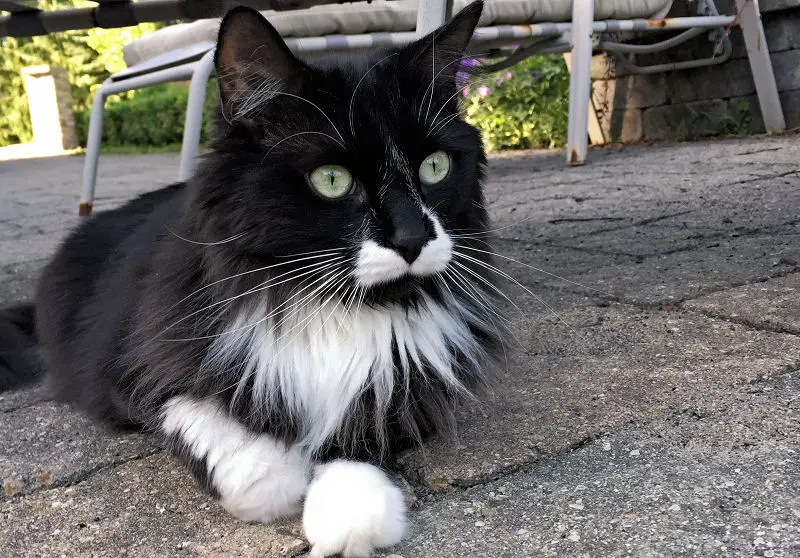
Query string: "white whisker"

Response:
xmin=349 ymin=53 xmax=396 ymax=138
xmin=456 ymin=244 xmax=614 ymax=297
xmin=160 ymin=257 xmax=347 ymax=340
xmin=271 ymin=91 xmax=346 ymax=144
xmin=165 ymin=228 xmax=245 ymax=246
xmin=174 ymin=248 xmax=343 ymax=308
xmin=453 ymin=251 xmax=577 ymax=334
xmin=263 ymin=131 xmax=344 ymax=161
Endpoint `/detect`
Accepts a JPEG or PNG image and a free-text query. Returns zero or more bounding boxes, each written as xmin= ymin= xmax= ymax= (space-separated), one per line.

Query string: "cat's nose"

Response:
xmin=389 ymin=224 xmax=432 ymax=264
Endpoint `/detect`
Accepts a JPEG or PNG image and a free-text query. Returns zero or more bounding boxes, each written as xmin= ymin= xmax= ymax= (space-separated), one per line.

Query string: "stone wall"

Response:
xmin=590 ymin=0 xmax=800 ymax=143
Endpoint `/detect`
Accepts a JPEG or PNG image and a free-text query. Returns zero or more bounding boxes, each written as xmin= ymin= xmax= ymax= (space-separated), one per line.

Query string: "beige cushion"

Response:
xmin=123 ymin=0 xmax=673 ymax=67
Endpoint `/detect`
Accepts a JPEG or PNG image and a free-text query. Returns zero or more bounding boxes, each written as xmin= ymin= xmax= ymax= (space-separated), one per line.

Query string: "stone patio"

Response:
xmin=1 ymin=135 xmax=798 ymax=557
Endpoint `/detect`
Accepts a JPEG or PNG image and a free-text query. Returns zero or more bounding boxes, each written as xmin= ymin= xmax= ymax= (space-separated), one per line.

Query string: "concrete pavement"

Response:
xmin=1 ymin=135 xmax=798 ymax=557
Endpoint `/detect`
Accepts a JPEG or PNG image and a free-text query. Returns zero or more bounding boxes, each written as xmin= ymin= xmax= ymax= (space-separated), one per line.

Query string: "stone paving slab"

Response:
xmin=0 ymin=401 xmax=159 ymax=499
xmin=547 ymin=233 xmax=800 ymax=305
xmin=685 ymin=273 xmax=800 ymax=335
xmin=0 ymin=135 xmax=798 ymax=557
xmin=0 ymin=385 xmax=48 ymax=413
xmin=388 ymin=435 xmax=800 ymax=557
xmin=0 ymin=454 xmax=308 ymax=558
xmin=397 ymin=300 xmax=800 ymax=491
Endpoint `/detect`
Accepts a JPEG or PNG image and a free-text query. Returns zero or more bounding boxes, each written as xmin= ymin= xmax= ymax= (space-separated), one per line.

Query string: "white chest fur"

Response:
xmin=203 ymin=293 xmax=483 ymax=452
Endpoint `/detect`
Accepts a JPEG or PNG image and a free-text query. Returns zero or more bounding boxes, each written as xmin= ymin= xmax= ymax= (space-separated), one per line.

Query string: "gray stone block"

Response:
xmin=771 ymin=47 xmax=800 ymax=91
xmin=731 ymin=88 xmax=800 ymax=132
xmin=667 ymin=59 xmax=757 ymax=104
xmin=584 ymin=72 xmax=654 ymax=143
xmin=593 ymin=74 xmax=667 ymax=109
xmin=643 ymin=99 xmax=731 ymax=140
xmin=765 ymin=12 xmax=800 ymax=51
xmin=601 ymin=108 xmax=644 ymax=143
xmin=731 ymin=14 xmax=800 ymax=59
xmin=761 ymin=0 xmax=800 ymax=11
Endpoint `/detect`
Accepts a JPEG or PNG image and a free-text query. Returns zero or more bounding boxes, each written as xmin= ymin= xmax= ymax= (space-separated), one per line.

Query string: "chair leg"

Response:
xmin=566 ymin=0 xmax=595 ymax=165
xmin=179 ymin=50 xmax=216 ymax=182
xmin=79 ymin=79 xmax=110 ymax=216
xmin=735 ymin=0 xmax=786 ymax=132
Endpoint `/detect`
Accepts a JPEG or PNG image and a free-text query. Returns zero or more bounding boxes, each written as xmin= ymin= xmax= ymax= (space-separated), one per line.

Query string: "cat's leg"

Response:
xmin=160 ymin=395 xmax=310 ymax=522
xmin=302 ymin=460 xmax=407 ymax=558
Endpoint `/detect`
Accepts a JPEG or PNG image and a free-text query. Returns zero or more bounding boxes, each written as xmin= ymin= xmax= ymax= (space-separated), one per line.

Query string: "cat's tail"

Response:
xmin=0 ymin=303 xmax=42 ymax=392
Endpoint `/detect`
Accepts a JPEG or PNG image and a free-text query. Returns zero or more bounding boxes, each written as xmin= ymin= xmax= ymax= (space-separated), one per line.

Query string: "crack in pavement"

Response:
xmin=1 ymin=448 xmax=164 ymax=502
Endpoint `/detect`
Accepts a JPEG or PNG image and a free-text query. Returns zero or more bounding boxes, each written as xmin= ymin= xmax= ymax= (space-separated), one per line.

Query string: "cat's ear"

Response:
xmin=214 ymin=7 xmax=303 ymax=121
xmin=404 ymin=1 xmax=483 ymax=87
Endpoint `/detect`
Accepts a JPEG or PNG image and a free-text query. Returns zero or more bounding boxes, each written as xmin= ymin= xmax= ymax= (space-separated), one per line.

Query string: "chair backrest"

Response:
xmin=122 ymin=0 xmax=674 ymax=69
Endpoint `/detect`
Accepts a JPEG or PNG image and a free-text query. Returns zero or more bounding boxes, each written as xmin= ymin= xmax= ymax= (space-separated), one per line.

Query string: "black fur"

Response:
xmin=1 ymin=2 xmax=500 ymax=487
xmin=0 ymin=304 xmax=41 ymax=391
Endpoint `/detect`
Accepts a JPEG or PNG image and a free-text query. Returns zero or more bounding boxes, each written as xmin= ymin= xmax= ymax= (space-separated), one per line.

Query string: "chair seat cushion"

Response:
xmin=122 ymin=0 xmax=673 ymax=67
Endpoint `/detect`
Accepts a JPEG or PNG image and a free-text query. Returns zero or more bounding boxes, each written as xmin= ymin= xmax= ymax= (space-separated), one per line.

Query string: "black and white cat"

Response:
xmin=0 ymin=2 xmax=502 ymax=556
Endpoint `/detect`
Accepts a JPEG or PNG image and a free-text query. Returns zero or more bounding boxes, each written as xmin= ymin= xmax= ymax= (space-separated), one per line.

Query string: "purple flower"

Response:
xmin=462 ymin=86 xmax=471 ymax=97
xmin=477 ymin=85 xmax=491 ymax=97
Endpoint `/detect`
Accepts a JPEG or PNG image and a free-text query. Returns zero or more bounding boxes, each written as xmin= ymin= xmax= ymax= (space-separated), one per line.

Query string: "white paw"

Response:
xmin=161 ymin=396 xmax=311 ymax=524
xmin=216 ymin=435 xmax=310 ymax=523
xmin=302 ymin=460 xmax=407 ymax=558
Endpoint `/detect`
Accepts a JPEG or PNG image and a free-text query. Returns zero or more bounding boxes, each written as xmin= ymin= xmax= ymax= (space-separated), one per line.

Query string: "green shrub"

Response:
xmin=463 ymin=55 xmax=570 ymax=151
xmin=74 ymin=82 xmax=220 ymax=148
xmin=0 ymin=0 xmax=159 ymax=147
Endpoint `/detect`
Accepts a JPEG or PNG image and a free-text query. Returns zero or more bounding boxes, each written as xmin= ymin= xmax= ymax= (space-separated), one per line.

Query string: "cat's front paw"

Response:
xmin=302 ymin=460 xmax=407 ymax=558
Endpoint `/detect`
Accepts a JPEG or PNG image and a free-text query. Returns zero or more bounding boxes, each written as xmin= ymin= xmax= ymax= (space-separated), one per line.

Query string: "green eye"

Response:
xmin=419 ymin=150 xmax=451 ymax=185
xmin=308 ymin=165 xmax=354 ymax=199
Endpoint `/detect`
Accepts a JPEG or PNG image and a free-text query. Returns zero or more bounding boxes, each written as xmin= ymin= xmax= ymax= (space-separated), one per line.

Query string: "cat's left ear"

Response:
xmin=403 ymin=1 xmax=483 ymax=88
xmin=215 ymin=7 xmax=304 ymax=121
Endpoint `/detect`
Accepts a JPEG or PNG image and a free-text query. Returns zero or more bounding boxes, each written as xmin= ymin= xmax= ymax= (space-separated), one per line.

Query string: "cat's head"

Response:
xmin=191 ymin=1 xmax=489 ymax=304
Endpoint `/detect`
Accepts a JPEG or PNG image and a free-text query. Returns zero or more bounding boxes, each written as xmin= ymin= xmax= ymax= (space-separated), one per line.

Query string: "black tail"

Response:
xmin=0 ymin=303 xmax=42 ymax=392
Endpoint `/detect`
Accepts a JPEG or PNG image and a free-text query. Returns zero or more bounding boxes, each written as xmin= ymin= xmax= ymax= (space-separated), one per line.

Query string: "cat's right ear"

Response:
xmin=215 ymin=7 xmax=303 ymax=121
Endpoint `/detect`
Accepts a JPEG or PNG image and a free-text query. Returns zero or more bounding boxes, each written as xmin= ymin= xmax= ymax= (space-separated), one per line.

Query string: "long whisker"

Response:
xmin=349 ymin=53 xmax=396 ymax=137
xmin=165 ymin=228 xmax=245 ymax=246
xmin=450 ymin=261 xmax=516 ymax=319
xmin=455 ymin=245 xmax=614 ymax=297
xmin=263 ymin=131 xmax=344 ymax=162
xmin=442 ymin=266 xmax=514 ymax=368
xmin=443 ymin=265 xmax=507 ymax=323
xmin=266 ymin=267 xmax=352 ymax=347
xmin=173 ymin=248 xmax=343 ymax=308
xmin=160 ymin=257 xmax=346 ymax=339
xmin=418 ymin=53 xmax=490 ymax=125
xmin=167 ymin=265 xmax=346 ymax=343
xmin=427 ymin=111 xmax=462 ymax=137
xmin=424 ymin=34 xmax=436 ymax=127
xmin=234 ymin=263 xmax=352 ymax=339
xmin=271 ymin=91 xmax=346 ymax=144
xmin=453 ymin=251 xmax=577 ymax=334
xmin=427 ymin=83 xmax=472 ymax=133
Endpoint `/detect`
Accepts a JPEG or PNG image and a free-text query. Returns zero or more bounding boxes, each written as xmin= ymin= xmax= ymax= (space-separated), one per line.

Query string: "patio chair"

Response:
xmin=78 ymin=0 xmax=785 ymax=215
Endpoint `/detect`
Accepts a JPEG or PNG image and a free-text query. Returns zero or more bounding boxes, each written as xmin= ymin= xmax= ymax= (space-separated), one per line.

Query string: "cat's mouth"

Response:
xmin=361 ymin=275 xmax=437 ymax=305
